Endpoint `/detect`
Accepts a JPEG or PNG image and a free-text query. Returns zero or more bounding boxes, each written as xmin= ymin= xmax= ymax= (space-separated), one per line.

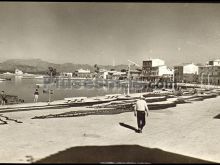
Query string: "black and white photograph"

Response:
xmin=0 ymin=2 xmax=219 ymax=163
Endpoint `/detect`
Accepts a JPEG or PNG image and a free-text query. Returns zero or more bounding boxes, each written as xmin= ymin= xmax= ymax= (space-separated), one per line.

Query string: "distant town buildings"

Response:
xmin=5 ymin=58 xmax=220 ymax=87
xmin=142 ymin=59 xmax=173 ymax=82
xmin=60 ymin=72 xmax=73 ymax=78
xmin=15 ymin=69 xmax=23 ymax=75
xmin=199 ymin=61 xmax=220 ymax=85
xmin=129 ymin=70 xmax=142 ymax=80
xmin=174 ymin=63 xmax=199 ymax=83
xmin=98 ymin=69 xmax=127 ymax=80
xmin=208 ymin=59 xmax=220 ymax=66
xmin=3 ymin=72 xmax=13 ymax=75
xmin=75 ymin=69 xmax=91 ymax=78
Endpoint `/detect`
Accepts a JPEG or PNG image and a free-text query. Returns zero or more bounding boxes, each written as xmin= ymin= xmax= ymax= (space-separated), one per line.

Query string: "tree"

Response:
xmin=94 ymin=64 xmax=100 ymax=73
xmin=46 ymin=67 xmax=57 ymax=104
xmin=47 ymin=67 xmax=57 ymax=77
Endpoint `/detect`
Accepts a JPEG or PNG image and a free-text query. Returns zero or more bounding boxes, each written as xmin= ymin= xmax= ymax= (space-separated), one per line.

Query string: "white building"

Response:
xmin=77 ymin=69 xmax=90 ymax=74
xmin=158 ymin=65 xmax=174 ymax=76
xmin=174 ymin=63 xmax=199 ymax=83
xmin=142 ymin=59 xmax=172 ymax=81
xmin=183 ymin=63 xmax=199 ymax=74
xmin=113 ymin=71 xmax=126 ymax=76
xmin=60 ymin=72 xmax=73 ymax=78
xmin=102 ymin=71 xmax=109 ymax=79
xmin=208 ymin=59 xmax=220 ymax=66
xmin=15 ymin=69 xmax=23 ymax=75
xmin=101 ymin=70 xmax=126 ymax=79
xmin=3 ymin=72 xmax=13 ymax=75
xmin=99 ymin=68 xmax=107 ymax=73
xmin=76 ymin=69 xmax=91 ymax=78
xmin=149 ymin=59 xmax=165 ymax=67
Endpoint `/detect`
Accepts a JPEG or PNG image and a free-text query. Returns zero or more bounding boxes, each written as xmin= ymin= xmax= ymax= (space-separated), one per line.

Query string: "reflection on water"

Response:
xmin=0 ymin=76 xmax=146 ymax=103
xmin=14 ymin=76 xmax=22 ymax=83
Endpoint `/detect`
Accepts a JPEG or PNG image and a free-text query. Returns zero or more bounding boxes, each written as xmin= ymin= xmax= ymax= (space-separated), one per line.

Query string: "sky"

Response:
xmin=0 ymin=2 xmax=220 ymax=66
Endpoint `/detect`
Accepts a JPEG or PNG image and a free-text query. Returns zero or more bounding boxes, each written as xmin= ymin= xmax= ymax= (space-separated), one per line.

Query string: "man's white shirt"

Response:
xmin=135 ymin=99 xmax=149 ymax=112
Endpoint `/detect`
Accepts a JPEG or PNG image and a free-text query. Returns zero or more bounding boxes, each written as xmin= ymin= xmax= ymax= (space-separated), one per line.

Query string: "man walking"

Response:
xmin=134 ymin=95 xmax=149 ymax=133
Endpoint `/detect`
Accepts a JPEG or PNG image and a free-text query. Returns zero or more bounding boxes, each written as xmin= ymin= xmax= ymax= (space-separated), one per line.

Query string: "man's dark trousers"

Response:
xmin=137 ymin=111 xmax=146 ymax=130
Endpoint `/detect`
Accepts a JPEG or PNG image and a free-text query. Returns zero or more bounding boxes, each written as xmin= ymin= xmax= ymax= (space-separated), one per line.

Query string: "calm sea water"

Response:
xmin=0 ymin=76 xmax=146 ymax=103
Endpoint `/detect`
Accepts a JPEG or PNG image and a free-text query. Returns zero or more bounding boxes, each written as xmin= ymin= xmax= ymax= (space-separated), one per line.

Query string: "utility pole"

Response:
xmin=172 ymin=70 xmax=175 ymax=90
xmin=127 ymin=60 xmax=142 ymax=95
xmin=208 ymin=72 xmax=211 ymax=89
xmin=127 ymin=62 xmax=130 ymax=95
xmin=48 ymin=71 xmax=52 ymax=105
xmin=172 ymin=68 xmax=178 ymax=90
xmin=47 ymin=67 xmax=56 ymax=105
xmin=201 ymin=72 xmax=204 ymax=88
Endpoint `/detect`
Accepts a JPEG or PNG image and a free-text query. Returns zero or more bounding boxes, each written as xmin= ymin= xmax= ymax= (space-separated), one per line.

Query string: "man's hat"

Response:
xmin=140 ymin=95 xmax=144 ymax=99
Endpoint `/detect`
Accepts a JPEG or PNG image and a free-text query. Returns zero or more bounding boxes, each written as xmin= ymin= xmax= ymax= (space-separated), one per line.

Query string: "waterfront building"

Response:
xmin=75 ymin=69 xmax=91 ymax=78
xmin=208 ymin=59 xmax=220 ymax=66
xmin=105 ymin=70 xmax=127 ymax=80
xmin=199 ymin=62 xmax=220 ymax=85
xmin=60 ymin=72 xmax=73 ymax=78
xmin=15 ymin=69 xmax=23 ymax=75
xmin=143 ymin=59 xmax=165 ymax=68
xmin=3 ymin=72 xmax=14 ymax=75
xmin=129 ymin=70 xmax=142 ymax=80
xmin=142 ymin=59 xmax=173 ymax=82
xmin=174 ymin=63 xmax=199 ymax=83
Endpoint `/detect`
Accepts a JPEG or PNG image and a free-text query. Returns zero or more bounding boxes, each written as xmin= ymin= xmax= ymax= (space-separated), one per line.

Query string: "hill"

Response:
xmin=0 ymin=59 xmax=139 ymax=74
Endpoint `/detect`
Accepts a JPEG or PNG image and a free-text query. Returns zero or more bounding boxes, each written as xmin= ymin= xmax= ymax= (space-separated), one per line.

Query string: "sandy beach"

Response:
xmin=0 ymin=96 xmax=220 ymax=163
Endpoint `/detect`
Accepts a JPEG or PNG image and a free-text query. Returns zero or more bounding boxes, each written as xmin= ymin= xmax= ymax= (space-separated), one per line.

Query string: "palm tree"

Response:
xmin=93 ymin=64 xmax=100 ymax=79
xmin=47 ymin=67 xmax=57 ymax=77
xmin=46 ymin=67 xmax=57 ymax=104
xmin=94 ymin=64 xmax=100 ymax=73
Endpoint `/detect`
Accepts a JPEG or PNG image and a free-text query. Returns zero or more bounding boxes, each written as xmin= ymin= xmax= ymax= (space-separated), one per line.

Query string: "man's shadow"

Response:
xmin=119 ymin=122 xmax=139 ymax=133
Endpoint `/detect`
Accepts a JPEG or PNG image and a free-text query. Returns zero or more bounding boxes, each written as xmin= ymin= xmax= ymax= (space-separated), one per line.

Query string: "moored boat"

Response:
xmin=174 ymin=94 xmax=203 ymax=104
xmin=145 ymin=96 xmax=167 ymax=103
xmin=147 ymin=98 xmax=177 ymax=110
xmin=65 ymin=96 xmax=117 ymax=107
xmin=197 ymin=92 xmax=218 ymax=99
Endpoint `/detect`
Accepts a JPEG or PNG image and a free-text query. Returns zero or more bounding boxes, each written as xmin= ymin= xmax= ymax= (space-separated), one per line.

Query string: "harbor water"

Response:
xmin=0 ymin=76 xmax=147 ymax=103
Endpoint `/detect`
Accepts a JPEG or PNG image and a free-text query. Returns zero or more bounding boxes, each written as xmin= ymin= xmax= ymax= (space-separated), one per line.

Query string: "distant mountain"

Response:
xmin=0 ymin=59 xmax=57 ymax=74
xmin=0 ymin=59 xmax=139 ymax=74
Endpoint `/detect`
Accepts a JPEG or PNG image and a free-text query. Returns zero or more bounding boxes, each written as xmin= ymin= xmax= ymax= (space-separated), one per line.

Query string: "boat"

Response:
xmin=146 ymin=98 xmax=177 ymax=110
xmin=90 ymin=97 xmax=177 ymax=111
xmin=116 ymin=95 xmax=137 ymax=100
xmin=210 ymin=89 xmax=220 ymax=95
xmin=197 ymin=92 xmax=218 ymax=99
xmin=175 ymin=94 xmax=202 ymax=104
xmin=21 ymin=73 xmax=36 ymax=79
xmin=145 ymin=96 xmax=167 ymax=103
xmin=0 ymin=94 xmax=24 ymax=105
xmin=104 ymin=93 xmax=147 ymax=101
xmin=0 ymin=78 xmax=7 ymax=81
xmin=186 ymin=97 xmax=204 ymax=102
xmin=65 ymin=96 xmax=117 ymax=107
xmin=143 ymin=89 xmax=175 ymax=97
xmin=35 ymin=75 xmax=44 ymax=79
xmin=64 ymin=97 xmax=87 ymax=103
